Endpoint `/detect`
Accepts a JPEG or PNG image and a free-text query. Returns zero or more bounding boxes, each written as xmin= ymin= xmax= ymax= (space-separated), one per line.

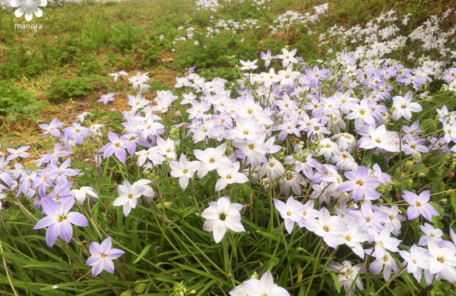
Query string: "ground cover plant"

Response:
xmin=1 ymin=0 xmax=456 ymax=295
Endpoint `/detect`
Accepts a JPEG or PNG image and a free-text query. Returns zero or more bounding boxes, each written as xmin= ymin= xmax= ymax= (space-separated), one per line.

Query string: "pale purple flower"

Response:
xmin=369 ymin=250 xmax=398 ymax=281
xmin=418 ymin=223 xmax=443 ymax=246
xmin=86 ymin=237 xmax=124 ymax=276
xmin=39 ymin=118 xmax=64 ymax=138
xmin=338 ymin=166 xmax=381 ymax=201
xmin=260 ymin=49 xmax=274 ymax=67
xmin=6 ymin=146 xmax=30 ymax=162
xmin=33 ymin=197 xmax=88 ymax=247
xmin=402 ymin=190 xmax=439 ymax=221
xmin=98 ymin=132 xmax=136 ymax=163
xmin=97 ymin=92 xmax=116 ymax=104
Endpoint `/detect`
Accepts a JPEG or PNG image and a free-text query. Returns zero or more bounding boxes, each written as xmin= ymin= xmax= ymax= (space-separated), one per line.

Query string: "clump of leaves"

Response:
xmin=46 ymin=76 xmax=108 ymax=103
xmin=110 ymin=22 xmax=146 ymax=53
xmin=0 ymin=46 xmax=47 ymax=80
xmin=0 ymin=81 xmax=46 ymax=123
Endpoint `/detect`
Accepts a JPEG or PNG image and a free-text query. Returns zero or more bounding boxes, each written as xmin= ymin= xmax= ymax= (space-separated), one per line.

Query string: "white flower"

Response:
xmin=169 ymin=154 xmax=200 ymax=190
xmin=260 ymin=157 xmax=284 ymax=181
xmin=10 ymin=0 xmax=47 ymax=22
xmin=427 ymin=241 xmax=456 ymax=283
xmin=71 ymin=187 xmax=98 ymax=204
xmin=240 ymin=59 xmax=258 ymax=71
xmin=113 ymin=179 xmax=151 ymax=216
xmin=202 ymin=196 xmax=245 ymax=243
xmin=329 ymin=261 xmax=364 ymax=296
xmin=392 ymin=91 xmax=422 ymax=121
xmin=242 ymin=271 xmax=290 ymax=296
xmin=215 ymin=161 xmax=249 ymax=191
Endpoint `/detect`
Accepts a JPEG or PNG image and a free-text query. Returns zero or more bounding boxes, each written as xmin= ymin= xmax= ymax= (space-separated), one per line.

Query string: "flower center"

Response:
xmin=101 ymin=253 xmax=106 ymax=259
xmin=209 ymin=158 xmax=215 ymax=164
xmin=115 ymin=142 xmax=121 ymax=148
xmin=286 ymin=211 xmax=292 ymax=216
xmin=58 ymin=215 xmax=67 ymax=222
xmin=415 ymin=202 xmax=421 ymax=207
xmin=128 ymin=194 xmax=133 ymax=199
xmin=249 ymin=144 xmax=255 ymax=150
xmin=323 ymin=225 xmax=330 ymax=232
xmin=437 ymin=256 xmax=445 ymax=263
xmin=219 ymin=212 xmax=226 ymax=221
xmin=345 ymin=235 xmax=351 ymax=241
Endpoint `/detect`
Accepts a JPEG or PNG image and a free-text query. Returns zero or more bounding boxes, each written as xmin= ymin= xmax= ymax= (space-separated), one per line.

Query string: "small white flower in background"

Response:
xmin=10 ymin=0 xmax=47 ymax=22
xmin=239 ymin=59 xmax=258 ymax=71
xmin=71 ymin=187 xmax=98 ymax=204
xmin=202 ymin=196 xmax=245 ymax=243
xmin=89 ymin=124 xmax=104 ymax=137
xmin=76 ymin=112 xmax=93 ymax=123
xmin=129 ymin=71 xmax=150 ymax=90
xmin=109 ymin=71 xmax=128 ymax=82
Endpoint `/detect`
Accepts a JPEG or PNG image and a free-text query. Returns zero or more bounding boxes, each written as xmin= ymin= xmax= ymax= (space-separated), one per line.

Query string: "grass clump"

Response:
xmin=0 ymin=81 xmax=46 ymax=123
xmin=45 ymin=76 xmax=108 ymax=103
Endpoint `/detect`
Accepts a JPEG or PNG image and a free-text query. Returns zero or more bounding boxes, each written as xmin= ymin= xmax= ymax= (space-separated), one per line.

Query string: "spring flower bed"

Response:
xmin=1 ymin=2 xmax=456 ymax=296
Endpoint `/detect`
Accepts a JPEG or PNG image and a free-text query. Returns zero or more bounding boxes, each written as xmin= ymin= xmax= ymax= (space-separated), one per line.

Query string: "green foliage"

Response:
xmin=0 ymin=81 xmax=46 ymax=123
xmin=82 ymin=10 xmax=111 ymax=50
xmin=122 ymin=54 xmax=136 ymax=71
xmin=148 ymin=80 xmax=173 ymax=92
xmin=110 ymin=22 xmax=146 ymax=53
xmin=137 ymin=42 xmax=161 ymax=68
xmin=45 ymin=76 xmax=108 ymax=103
xmin=0 ymin=46 xmax=47 ymax=79
xmin=41 ymin=35 xmax=83 ymax=66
